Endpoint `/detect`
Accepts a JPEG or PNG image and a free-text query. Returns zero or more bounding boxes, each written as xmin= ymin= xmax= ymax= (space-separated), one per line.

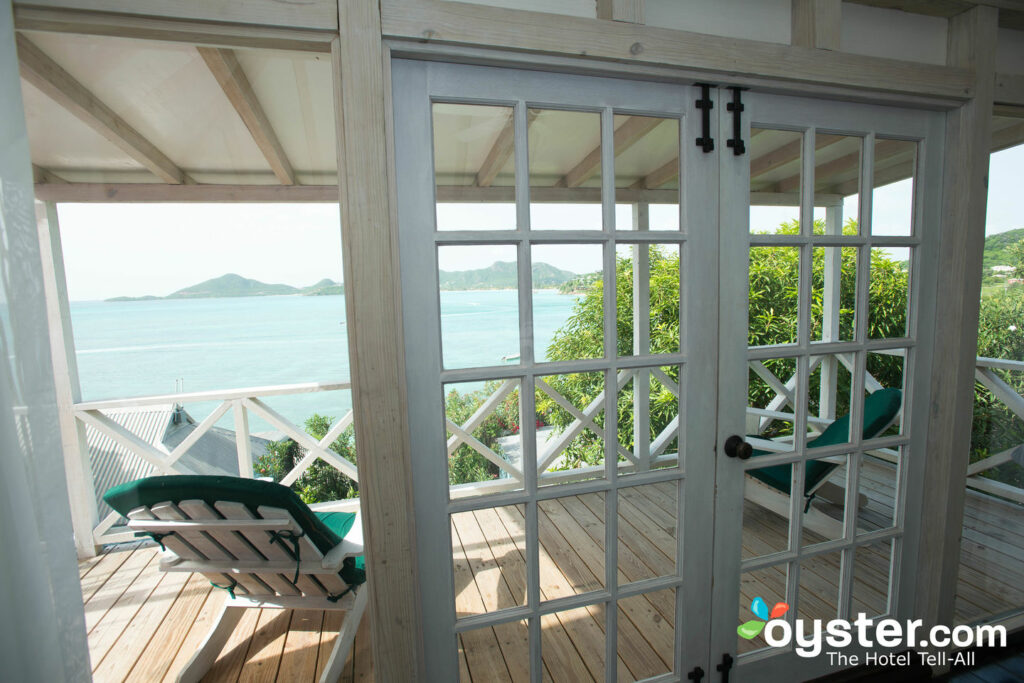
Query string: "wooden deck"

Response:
xmin=79 ymin=460 xmax=1024 ymax=682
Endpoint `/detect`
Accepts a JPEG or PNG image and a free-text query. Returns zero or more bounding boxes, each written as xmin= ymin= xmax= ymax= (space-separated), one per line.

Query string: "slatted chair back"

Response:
xmin=126 ymin=500 xmax=358 ymax=608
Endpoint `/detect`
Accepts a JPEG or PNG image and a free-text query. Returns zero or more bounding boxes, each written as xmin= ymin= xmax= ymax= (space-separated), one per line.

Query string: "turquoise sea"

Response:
xmin=70 ymin=290 xmax=580 ymax=433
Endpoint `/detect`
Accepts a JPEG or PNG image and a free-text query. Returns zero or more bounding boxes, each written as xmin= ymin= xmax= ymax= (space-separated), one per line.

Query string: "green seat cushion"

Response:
xmin=103 ymin=475 xmax=353 ymax=555
xmin=748 ymin=388 xmax=902 ymax=496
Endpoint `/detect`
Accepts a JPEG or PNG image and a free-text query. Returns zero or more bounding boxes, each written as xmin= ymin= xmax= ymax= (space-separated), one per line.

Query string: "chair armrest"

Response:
xmin=322 ymin=516 xmax=364 ymax=569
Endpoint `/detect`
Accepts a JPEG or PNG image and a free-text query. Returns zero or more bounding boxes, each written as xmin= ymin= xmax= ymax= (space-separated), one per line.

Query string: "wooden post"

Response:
xmin=632 ymin=202 xmax=650 ymax=471
xmin=232 ymin=399 xmax=253 ymax=477
xmin=916 ymin=5 xmax=997 ymax=632
xmin=35 ymin=200 xmax=99 ymax=559
xmin=819 ymin=202 xmax=842 ymax=420
xmin=791 ymin=0 xmax=841 ymax=51
xmin=332 ymin=0 xmax=422 ymax=679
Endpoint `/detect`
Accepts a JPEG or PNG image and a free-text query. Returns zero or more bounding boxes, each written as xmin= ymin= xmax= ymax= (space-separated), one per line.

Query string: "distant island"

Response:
xmin=106 ymin=273 xmax=343 ymax=302
xmin=108 ymin=263 xmax=583 ymax=301
xmin=438 ymin=261 xmax=576 ymax=291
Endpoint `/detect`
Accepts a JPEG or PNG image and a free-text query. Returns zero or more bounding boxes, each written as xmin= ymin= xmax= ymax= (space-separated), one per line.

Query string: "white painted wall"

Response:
xmin=0 ymin=0 xmax=91 ymax=680
xmin=841 ymin=3 xmax=947 ymax=65
xmin=646 ymin=0 xmax=791 ymax=44
xmin=997 ymin=28 xmax=1024 ymax=75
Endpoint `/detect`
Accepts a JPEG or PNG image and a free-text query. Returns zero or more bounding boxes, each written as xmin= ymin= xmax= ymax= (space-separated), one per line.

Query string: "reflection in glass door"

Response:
xmin=394 ymin=61 xmax=720 ymax=681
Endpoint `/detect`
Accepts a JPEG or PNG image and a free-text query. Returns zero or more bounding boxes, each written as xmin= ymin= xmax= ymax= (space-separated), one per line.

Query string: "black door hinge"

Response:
xmin=687 ymin=665 xmax=705 ymax=682
xmin=717 ymin=653 xmax=734 ymax=682
xmin=726 ymin=87 xmax=746 ymax=156
xmin=695 ymin=83 xmax=714 ymax=153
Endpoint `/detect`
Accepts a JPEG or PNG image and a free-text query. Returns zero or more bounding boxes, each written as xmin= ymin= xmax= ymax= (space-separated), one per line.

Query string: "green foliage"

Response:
xmin=982 ymin=228 xmax=1024 ymax=271
xmin=253 ymin=414 xmax=358 ymax=505
xmin=544 ymin=219 xmax=910 ymax=458
xmin=444 ymin=381 xmax=523 ymax=485
xmin=1009 ymin=239 xmax=1024 ymax=279
xmin=971 ymin=289 xmax=1024 ymax=487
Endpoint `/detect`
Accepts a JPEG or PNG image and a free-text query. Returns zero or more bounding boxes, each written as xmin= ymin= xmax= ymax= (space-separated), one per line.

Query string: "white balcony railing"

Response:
xmin=76 ymin=380 xmax=355 ymax=545
xmin=73 ymin=354 xmax=1024 ymax=547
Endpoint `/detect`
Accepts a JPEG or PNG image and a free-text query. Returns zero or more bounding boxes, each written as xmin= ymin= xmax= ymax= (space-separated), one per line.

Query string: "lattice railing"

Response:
xmin=75 ymin=381 xmax=354 ymax=545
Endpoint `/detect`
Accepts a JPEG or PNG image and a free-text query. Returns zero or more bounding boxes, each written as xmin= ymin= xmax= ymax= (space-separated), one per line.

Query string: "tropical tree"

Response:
xmin=254 ymin=414 xmax=358 ymax=504
xmin=540 ymin=219 xmax=910 ymax=465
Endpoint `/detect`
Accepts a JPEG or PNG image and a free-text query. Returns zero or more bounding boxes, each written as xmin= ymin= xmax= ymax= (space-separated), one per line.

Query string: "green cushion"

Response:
xmin=103 ymin=475 xmax=366 ymax=586
xmin=748 ymin=388 xmax=902 ymax=496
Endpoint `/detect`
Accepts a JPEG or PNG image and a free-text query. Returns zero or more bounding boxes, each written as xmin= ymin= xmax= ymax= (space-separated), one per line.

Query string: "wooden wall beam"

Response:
xmin=198 ymin=47 xmax=296 ymax=185
xmin=381 ymin=0 xmax=972 ymax=101
xmin=12 ymin=0 xmax=337 ymax=32
xmin=597 ymin=0 xmax=645 ymax=24
xmin=917 ymin=4 xmax=998 ymax=631
xmin=562 ymin=114 xmax=660 ymax=188
xmin=16 ymin=34 xmax=190 ymax=184
xmin=333 ymin=0 xmax=422 ymax=679
xmin=995 ymin=72 xmax=1024 ymax=109
xmin=791 ymin=0 xmax=842 ymax=50
xmin=13 ymin=6 xmax=334 ymax=53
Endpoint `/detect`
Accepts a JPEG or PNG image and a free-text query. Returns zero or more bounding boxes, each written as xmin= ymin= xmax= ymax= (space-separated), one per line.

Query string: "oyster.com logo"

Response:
xmin=737 ymin=596 xmax=789 ymax=639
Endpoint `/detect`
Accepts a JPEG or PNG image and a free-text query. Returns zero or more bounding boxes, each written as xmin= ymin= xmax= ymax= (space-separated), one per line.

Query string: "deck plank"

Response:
xmin=89 ymin=550 xmax=165 ymax=671
xmin=126 ymin=572 xmax=214 ymax=682
xmin=277 ymin=610 xmax=324 ymax=683
xmin=317 ymin=610 xmax=347 ymax=683
xmin=201 ymin=603 xmax=261 ymax=682
xmin=237 ymin=608 xmax=291 ymax=683
xmin=93 ymin=568 xmax=191 ymax=682
xmin=85 ymin=545 xmax=159 ymax=633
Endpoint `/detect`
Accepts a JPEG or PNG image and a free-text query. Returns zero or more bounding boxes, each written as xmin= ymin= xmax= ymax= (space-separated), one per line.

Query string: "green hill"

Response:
xmin=168 ymin=273 xmax=298 ymax=299
xmin=438 ymin=261 xmax=576 ymax=290
xmin=301 ymin=279 xmax=344 ymax=296
xmin=106 ymin=274 xmax=347 ymax=301
xmin=984 ymin=227 xmax=1024 ymax=271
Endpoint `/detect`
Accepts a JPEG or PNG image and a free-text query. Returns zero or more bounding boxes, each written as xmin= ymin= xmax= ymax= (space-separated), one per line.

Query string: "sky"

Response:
xmin=58 ymin=145 xmax=1023 ymax=301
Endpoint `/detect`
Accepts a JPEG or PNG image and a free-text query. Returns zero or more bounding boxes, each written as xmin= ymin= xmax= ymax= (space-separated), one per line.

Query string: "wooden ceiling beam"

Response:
xmin=475 ymin=109 xmax=538 ymax=188
xmin=198 ymin=47 xmax=296 ymax=185
xmin=13 ymin=7 xmax=334 ymax=53
xmin=750 ymin=133 xmax=845 ymax=179
xmin=773 ymin=137 xmax=912 ymax=193
xmin=32 ymin=164 xmax=66 ymax=184
xmin=635 ymin=128 xmax=769 ymax=190
xmin=16 ymin=34 xmax=190 ymax=185
xmin=991 ymin=119 xmax=1024 ymax=152
xmin=562 ymin=115 xmax=662 ymax=188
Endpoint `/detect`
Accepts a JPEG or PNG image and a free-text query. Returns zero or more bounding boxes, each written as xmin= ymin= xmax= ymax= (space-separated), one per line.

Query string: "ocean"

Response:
xmin=70 ymin=290 xmax=581 ymax=433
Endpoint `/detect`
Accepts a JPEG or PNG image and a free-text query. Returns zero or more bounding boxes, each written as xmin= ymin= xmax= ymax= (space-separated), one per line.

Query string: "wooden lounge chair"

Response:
xmin=744 ymin=388 xmax=903 ymax=537
xmin=103 ymin=475 xmax=367 ymax=683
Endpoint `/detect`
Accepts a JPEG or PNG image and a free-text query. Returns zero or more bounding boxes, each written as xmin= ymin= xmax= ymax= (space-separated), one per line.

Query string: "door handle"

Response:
xmin=724 ymin=435 xmax=752 ymax=460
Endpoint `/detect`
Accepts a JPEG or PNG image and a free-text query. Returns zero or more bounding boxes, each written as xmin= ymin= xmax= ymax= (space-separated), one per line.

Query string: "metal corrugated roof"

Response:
xmin=87 ymin=405 xmax=173 ymax=519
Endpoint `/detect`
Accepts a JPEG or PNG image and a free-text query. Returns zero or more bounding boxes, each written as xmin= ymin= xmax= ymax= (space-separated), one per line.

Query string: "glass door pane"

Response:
xmin=394 ymin=61 xmax=719 ymax=681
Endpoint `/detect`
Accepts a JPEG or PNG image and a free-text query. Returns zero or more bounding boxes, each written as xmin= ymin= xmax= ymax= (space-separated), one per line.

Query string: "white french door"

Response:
xmin=392 ymin=60 xmax=942 ymax=682
xmin=712 ymin=92 xmax=943 ymax=681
